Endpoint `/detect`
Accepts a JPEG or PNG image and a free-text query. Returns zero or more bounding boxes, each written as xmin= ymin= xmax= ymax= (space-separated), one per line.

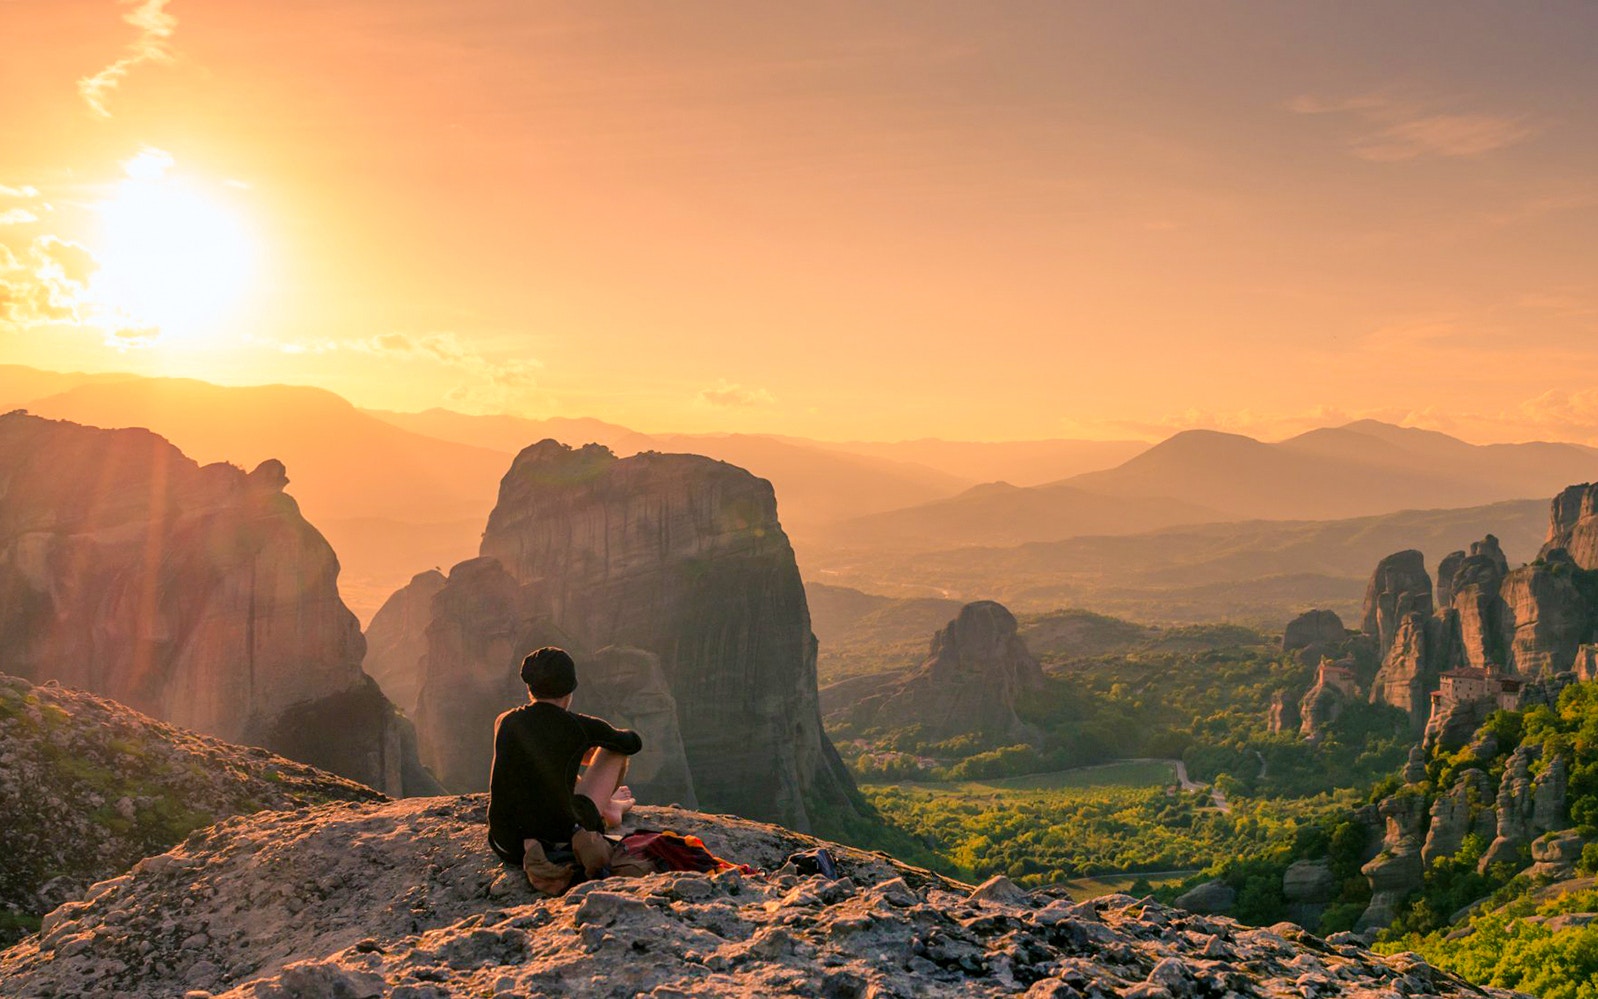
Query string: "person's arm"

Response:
xmin=573 ymin=712 xmax=643 ymax=755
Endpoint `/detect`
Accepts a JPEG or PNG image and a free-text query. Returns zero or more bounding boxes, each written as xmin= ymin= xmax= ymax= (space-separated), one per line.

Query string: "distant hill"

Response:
xmin=362 ymin=408 xmax=972 ymax=531
xmin=807 ymin=498 xmax=1552 ymax=627
xmin=791 ymin=437 xmax=1149 ymax=487
xmin=814 ymin=479 xmax=1225 ymax=553
xmin=1065 ymin=421 xmax=1598 ymax=520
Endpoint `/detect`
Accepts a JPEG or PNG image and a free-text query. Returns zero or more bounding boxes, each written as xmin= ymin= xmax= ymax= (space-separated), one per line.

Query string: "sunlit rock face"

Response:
xmin=1499 ymin=552 xmax=1597 ymax=678
xmin=398 ymin=440 xmax=860 ymax=832
xmin=1360 ymin=550 xmax=1433 ymax=657
xmin=0 ymin=412 xmax=430 ymax=795
xmin=1543 ymin=482 xmax=1598 ymax=570
xmin=842 ymin=600 xmax=1045 ymax=745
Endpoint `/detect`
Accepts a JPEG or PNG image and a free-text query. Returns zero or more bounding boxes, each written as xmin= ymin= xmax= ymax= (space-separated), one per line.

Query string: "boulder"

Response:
xmin=1402 ymin=745 xmax=1428 ymax=785
xmin=0 ymin=413 xmax=426 ymax=795
xmin=1281 ymin=858 xmax=1336 ymax=929
xmin=842 ymin=600 xmax=1046 ymax=744
xmin=1361 ymin=550 xmax=1433 ymax=655
xmin=1283 ymin=609 xmax=1345 ymax=653
xmin=1174 ymin=880 xmax=1235 ymax=915
xmin=1528 ymin=830 xmax=1586 ymax=880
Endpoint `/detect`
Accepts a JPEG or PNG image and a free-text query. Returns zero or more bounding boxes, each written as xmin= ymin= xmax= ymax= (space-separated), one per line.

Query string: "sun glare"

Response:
xmin=88 ymin=149 xmax=258 ymax=345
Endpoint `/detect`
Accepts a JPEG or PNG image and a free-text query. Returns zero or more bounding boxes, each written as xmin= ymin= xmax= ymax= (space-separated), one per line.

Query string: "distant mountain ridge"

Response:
xmin=819 ymin=420 xmax=1598 ymax=553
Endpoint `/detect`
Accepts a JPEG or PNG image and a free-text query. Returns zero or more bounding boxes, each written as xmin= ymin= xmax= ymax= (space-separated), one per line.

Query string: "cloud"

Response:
xmin=0 ymin=236 xmax=99 ymax=327
xmin=79 ymin=0 xmax=178 ymax=118
xmin=0 ymin=185 xmax=40 ymax=200
xmin=1289 ymin=94 xmax=1535 ymax=161
xmin=345 ymin=331 xmax=541 ymax=411
xmin=697 ymin=380 xmax=775 ymax=408
xmin=0 ymin=209 xmax=38 ymax=226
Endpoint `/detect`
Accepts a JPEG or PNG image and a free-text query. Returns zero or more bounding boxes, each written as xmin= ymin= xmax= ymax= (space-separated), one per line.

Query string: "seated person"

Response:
xmin=487 ymin=647 xmax=642 ymax=871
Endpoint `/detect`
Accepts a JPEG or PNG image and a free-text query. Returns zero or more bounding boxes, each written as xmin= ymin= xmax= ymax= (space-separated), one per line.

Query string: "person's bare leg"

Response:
xmin=575 ymin=750 xmax=633 ymax=828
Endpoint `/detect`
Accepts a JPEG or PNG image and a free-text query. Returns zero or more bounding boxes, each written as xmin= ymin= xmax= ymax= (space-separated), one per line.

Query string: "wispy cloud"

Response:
xmin=0 ymin=209 xmax=39 ymax=226
xmin=79 ymin=0 xmax=178 ymax=118
xmin=697 ymin=380 xmax=775 ymax=408
xmin=1289 ymin=94 xmax=1535 ymax=162
xmin=0 ymin=235 xmax=100 ymax=327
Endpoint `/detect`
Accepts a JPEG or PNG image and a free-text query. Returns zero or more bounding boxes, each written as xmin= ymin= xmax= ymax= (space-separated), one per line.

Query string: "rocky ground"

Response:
xmin=1 ymin=794 xmax=1520 ymax=999
xmin=0 ymin=673 xmax=383 ymax=944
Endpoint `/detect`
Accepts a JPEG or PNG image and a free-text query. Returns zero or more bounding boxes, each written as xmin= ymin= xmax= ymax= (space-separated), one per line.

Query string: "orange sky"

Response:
xmin=1 ymin=2 xmax=1595 ymax=443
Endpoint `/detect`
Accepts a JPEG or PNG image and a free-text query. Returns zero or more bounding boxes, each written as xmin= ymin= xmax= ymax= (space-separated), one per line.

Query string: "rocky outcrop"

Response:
xmin=362 ymin=568 xmax=446 ymax=715
xmin=1267 ymin=689 xmax=1299 ymax=734
xmin=571 ymin=646 xmax=697 ymax=809
xmin=1543 ymin=482 xmax=1598 ymax=569
xmin=1528 ymin=830 xmax=1586 ymax=880
xmin=1448 ymin=536 xmax=1511 ymax=670
xmin=1173 ymin=880 xmax=1234 ymax=915
xmin=1298 ymin=662 xmax=1354 ymax=741
xmin=395 ymin=441 xmax=860 ymax=833
xmin=1358 ymin=792 xmax=1428 ymax=930
xmin=1283 ymin=609 xmax=1345 ymax=655
xmin=0 ymin=673 xmax=381 ymax=945
xmin=839 ymin=601 xmax=1045 ymax=745
xmin=1499 ymin=554 xmax=1597 ymax=678
xmin=1361 ymin=550 xmax=1433 ymax=655
xmin=1576 ymin=645 xmax=1598 ymax=682
xmin=0 ymin=413 xmax=428 ymax=795
xmin=0 ymin=795 xmax=1514 ymax=999
xmin=1281 ymin=859 xmax=1337 ymax=930
xmin=1370 ymin=612 xmax=1442 ymax=728
xmin=1424 ymin=684 xmax=1499 ymax=754
xmin=1479 ymin=746 xmax=1569 ymax=872
xmin=1421 ymin=769 xmax=1496 ymax=865
xmin=1402 ymin=745 xmax=1428 ymax=784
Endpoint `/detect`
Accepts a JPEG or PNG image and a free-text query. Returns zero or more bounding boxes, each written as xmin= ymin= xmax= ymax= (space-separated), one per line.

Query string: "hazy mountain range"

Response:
xmin=5 ymin=364 xmax=1591 ymax=627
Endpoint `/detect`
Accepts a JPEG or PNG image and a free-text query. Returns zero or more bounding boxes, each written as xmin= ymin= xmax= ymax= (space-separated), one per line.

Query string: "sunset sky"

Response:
xmin=2 ymin=2 xmax=1595 ymax=443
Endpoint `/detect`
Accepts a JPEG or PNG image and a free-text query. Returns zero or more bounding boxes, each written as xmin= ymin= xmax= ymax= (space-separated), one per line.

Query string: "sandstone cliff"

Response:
xmin=362 ymin=568 xmax=446 ymax=715
xmin=1498 ymin=552 xmax=1597 ymax=678
xmin=838 ymin=600 xmax=1046 ymax=744
xmin=386 ymin=440 xmax=861 ymax=833
xmin=1543 ymin=482 xmax=1598 ymax=569
xmin=1361 ymin=550 xmax=1433 ymax=656
xmin=0 ymin=673 xmax=381 ymax=945
xmin=0 ymin=414 xmax=429 ymax=795
xmin=0 ymin=795 xmax=1515 ymax=999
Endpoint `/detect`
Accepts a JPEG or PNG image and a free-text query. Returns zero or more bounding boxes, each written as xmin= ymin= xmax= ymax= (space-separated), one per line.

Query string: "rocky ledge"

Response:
xmin=0 ymin=673 xmax=382 ymax=946
xmin=1 ymin=796 xmax=1517 ymax=999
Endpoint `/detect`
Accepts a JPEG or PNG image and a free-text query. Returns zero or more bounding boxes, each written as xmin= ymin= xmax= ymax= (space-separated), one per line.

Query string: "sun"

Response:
xmin=87 ymin=148 xmax=258 ymax=345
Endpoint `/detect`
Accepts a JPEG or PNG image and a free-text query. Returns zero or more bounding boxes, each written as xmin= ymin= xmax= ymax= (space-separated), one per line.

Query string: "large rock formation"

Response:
xmin=1370 ymin=612 xmax=1440 ymax=727
xmin=384 ymin=441 xmax=860 ymax=833
xmin=1361 ymin=550 xmax=1433 ymax=656
xmin=838 ymin=601 xmax=1046 ymax=745
xmin=1478 ymin=745 xmax=1569 ymax=872
xmin=1421 ymin=769 xmax=1496 ymax=865
xmin=571 ymin=646 xmax=698 ymax=808
xmin=1543 ymin=482 xmax=1598 ymax=569
xmin=362 ymin=568 xmax=446 ymax=715
xmin=1499 ymin=552 xmax=1597 ymax=678
xmin=0 ymin=414 xmax=430 ymax=795
xmin=0 ymin=673 xmax=382 ymax=945
xmin=1447 ymin=536 xmax=1510 ymax=669
xmin=1282 ymin=609 xmax=1345 ymax=656
xmin=1298 ymin=659 xmax=1358 ymax=741
xmin=0 ymin=796 xmax=1515 ymax=999
xmin=1357 ymin=792 xmax=1427 ymax=931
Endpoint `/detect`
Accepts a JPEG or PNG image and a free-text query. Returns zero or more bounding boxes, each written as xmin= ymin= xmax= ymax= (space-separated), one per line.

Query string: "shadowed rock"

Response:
xmin=363 ymin=568 xmax=447 ymax=715
xmin=1361 ymin=550 xmax=1433 ymax=656
xmin=840 ymin=600 xmax=1045 ymax=745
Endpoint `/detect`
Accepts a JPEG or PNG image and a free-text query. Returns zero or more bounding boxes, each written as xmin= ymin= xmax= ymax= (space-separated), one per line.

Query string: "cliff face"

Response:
xmin=1498 ymin=553 xmax=1597 ymax=678
xmin=1543 ymin=482 xmax=1598 ymax=569
xmin=0 ymin=414 xmax=426 ymax=795
xmin=393 ymin=441 xmax=859 ymax=833
xmin=840 ymin=600 xmax=1045 ymax=744
xmin=362 ymin=569 xmax=446 ymax=716
xmin=1361 ymin=550 xmax=1433 ymax=656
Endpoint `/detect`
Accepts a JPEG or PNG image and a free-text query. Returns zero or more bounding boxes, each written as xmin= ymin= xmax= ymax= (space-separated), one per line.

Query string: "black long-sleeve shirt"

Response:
xmin=487 ymin=701 xmax=642 ymax=864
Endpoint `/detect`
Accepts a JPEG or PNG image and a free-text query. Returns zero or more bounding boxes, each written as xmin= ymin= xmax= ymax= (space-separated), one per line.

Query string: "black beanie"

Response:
xmin=520 ymin=647 xmax=577 ymax=698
